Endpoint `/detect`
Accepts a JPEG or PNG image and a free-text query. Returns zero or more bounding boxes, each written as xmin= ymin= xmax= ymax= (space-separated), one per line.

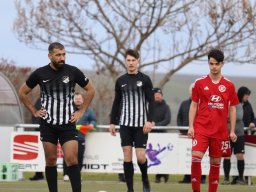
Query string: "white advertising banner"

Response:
xmin=83 ymin=133 xmax=179 ymax=173
xmin=0 ymin=126 xmax=14 ymax=163
xmin=10 ymin=132 xmax=63 ymax=172
xmin=10 ymin=132 xmax=256 ymax=176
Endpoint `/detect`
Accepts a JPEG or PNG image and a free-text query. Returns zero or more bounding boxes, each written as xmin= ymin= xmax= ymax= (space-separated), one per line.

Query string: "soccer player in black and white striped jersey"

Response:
xmin=109 ymin=49 xmax=154 ymax=192
xmin=19 ymin=42 xmax=95 ymax=192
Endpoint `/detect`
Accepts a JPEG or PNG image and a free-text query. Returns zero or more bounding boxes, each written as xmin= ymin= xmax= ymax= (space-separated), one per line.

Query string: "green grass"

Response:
xmin=0 ymin=173 xmax=255 ymax=192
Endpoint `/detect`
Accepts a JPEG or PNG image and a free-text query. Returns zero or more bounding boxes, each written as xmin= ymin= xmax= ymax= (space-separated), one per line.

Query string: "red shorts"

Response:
xmin=192 ymin=133 xmax=223 ymax=158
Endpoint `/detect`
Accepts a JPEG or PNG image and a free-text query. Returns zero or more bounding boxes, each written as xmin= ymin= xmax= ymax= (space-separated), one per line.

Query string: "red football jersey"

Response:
xmin=192 ymin=75 xmax=239 ymax=140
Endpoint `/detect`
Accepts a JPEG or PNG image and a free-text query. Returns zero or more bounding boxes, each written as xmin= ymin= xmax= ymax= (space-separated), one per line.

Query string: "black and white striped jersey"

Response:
xmin=110 ymin=72 xmax=154 ymax=127
xmin=26 ymin=64 xmax=89 ymax=125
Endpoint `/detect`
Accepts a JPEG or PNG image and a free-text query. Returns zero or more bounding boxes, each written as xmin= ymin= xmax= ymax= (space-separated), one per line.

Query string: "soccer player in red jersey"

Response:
xmin=187 ymin=49 xmax=239 ymax=192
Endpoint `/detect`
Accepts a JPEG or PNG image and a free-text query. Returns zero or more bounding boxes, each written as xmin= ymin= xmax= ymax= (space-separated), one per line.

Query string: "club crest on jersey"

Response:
xmin=218 ymin=85 xmax=226 ymax=92
xmin=62 ymin=76 xmax=70 ymax=83
xmin=136 ymin=81 xmax=143 ymax=87
xmin=192 ymin=139 xmax=197 ymax=147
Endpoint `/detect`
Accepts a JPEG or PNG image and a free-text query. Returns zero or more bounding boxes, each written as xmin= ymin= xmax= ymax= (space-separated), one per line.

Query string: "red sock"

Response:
xmin=209 ymin=163 xmax=220 ymax=192
xmin=191 ymin=155 xmax=202 ymax=191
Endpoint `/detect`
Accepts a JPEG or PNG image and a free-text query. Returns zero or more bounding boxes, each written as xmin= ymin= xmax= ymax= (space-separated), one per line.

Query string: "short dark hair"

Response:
xmin=153 ymin=87 xmax=163 ymax=95
xmin=125 ymin=49 xmax=140 ymax=59
xmin=208 ymin=49 xmax=224 ymax=62
xmin=237 ymin=86 xmax=251 ymax=102
xmin=48 ymin=42 xmax=65 ymax=53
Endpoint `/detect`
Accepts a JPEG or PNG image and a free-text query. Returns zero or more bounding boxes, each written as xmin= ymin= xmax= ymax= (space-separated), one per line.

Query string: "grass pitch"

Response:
xmin=0 ymin=173 xmax=255 ymax=192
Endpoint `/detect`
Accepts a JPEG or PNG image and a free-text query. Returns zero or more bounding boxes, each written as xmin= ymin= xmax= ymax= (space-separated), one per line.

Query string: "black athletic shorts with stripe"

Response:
xmin=39 ymin=120 xmax=78 ymax=146
xmin=231 ymin=136 xmax=245 ymax=154
xmin=119 ymin=125 xmax=148 ymax=148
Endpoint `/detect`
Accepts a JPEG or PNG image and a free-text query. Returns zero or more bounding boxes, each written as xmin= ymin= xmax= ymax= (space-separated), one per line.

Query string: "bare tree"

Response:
xmin=14 ymin=0 xmax=256 ymax=88
xmin=0 ymin=59 xmax=31 ymax=91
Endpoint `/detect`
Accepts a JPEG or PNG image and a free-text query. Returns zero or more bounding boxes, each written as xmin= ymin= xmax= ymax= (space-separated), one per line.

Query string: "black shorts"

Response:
xmin=231 ymin=136 xmax=245 ymax=154
xmin=39 ymin=121 xmax=78 ymax=146
xmin=119 ymin=125 xmax=148 ymax=148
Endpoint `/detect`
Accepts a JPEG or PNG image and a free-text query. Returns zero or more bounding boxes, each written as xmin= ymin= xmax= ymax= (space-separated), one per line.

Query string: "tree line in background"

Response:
xmin=2 ymin=0 xmax=256 ymax=123
xmin=13 ymin=0 xmax=256 ymax=87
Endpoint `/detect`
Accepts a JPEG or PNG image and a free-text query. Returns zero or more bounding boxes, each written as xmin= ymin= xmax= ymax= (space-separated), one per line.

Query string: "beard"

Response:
xmin=51 ymin=60 xmax=65 ymax=69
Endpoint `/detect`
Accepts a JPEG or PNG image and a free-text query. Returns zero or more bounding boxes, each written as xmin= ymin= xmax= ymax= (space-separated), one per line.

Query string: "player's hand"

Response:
xmin=249 ymin=122 xmax=255 ymax=128
xmin=70 ymin=110 xmax=83 ymax=123
xmin=187 ymin=127 xmax=194 ymax=138
xmin=34 ymin=107 xmax=46 ymax=118
xmin=143 ymin=121 xmax=153 ymax=134
xmin=230 ymin=132 xmax=237 ymax=142
xmin=109 ymin=124 xmax=116 ymax=136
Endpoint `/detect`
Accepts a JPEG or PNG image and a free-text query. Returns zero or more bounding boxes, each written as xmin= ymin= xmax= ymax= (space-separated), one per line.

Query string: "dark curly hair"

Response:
xmin=208 ymin=49 xmax=224 ymax=62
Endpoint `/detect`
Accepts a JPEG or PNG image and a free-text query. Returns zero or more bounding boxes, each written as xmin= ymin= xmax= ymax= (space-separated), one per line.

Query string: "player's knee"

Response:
xmin=137 ymin=156 xmax=146 ymax=164
xmin=192 ymin=151 xmax=204 ymax=158
xmin=210 ymin=157 xmax=221 ymax=164
xmin=45 ymin=156 xmax=57 ymax=166
xmin=123 ymin=152 xmax=132 ymax=162
xmin=236 ymin=153 xmax=244 ymax=160
xmin=65 ymin=156 xmax=78 ymax=166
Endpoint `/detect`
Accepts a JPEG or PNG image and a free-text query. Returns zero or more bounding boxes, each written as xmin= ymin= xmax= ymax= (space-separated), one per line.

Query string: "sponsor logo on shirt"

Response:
xmin=42 ymin=79 xmax=50 ymax=83
xmin=208 ymin=95 xmax=224 ymax=109
xmin=121 ymin=84 xmax=127 ymax=87
xmin=204 ymin=86 xmax=209 ymax=90
xmin=136 ymin=81 xmax=143 ymax=87
xmin=210 ymin=95 xmax=222 ymax=102
xmin=62 ymin=76 xmax=70 ymax=83
xmin=218 ymin=85 xmax=226 ymax=92
xmin=208 ymin=102 xmax=224 ymax=109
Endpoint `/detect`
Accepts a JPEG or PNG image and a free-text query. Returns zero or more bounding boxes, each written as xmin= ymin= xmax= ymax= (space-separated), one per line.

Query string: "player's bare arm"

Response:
xmin=143 ymin=121 xmax=153 ymax=134
xmin=229 ymin=105 xmax=237 ymax=142
xmin=188 ymin=101 xmax=198 ymax=138
xmin=19 ymin=83 xmax=36 ymax=116
xmin=109 ymin=124 xmax=116 ymax=136
xmin=19 ymin=83 xmax=46 ymax=118
xmin=70 ymin=81 xmax=95 ymax=123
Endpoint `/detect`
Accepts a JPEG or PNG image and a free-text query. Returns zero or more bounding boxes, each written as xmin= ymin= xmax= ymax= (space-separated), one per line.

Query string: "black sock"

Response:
xmin=45 ymin=166 xmax=57 ymax=192
xmin=223 ymin=159 xmax=231 ymax=180
xmin=67 ymin=164 xmax=81 ymax=192
xmin=123 ymin=161 xmax=134 ymax=190
xmin=138 ymin=159 xmax=148 ymax=182
xmin=237 ymin=160 xmax=245 ymax=180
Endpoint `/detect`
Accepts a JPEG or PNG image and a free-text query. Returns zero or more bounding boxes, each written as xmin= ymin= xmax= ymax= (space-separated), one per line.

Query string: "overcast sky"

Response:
xmin=1 ymin=1 xmax=256 ymax=77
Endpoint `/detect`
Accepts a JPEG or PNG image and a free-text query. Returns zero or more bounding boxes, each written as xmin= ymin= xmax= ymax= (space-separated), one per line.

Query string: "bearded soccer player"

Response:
xmin=19 ymin=42 xmax=95 ymax=192
xmin=187 ymin=49 xmax=239 ymax=192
